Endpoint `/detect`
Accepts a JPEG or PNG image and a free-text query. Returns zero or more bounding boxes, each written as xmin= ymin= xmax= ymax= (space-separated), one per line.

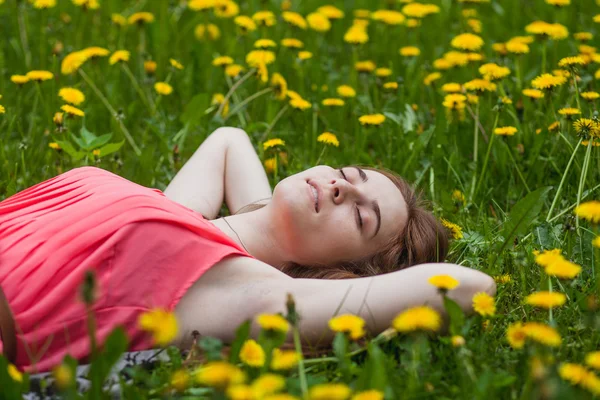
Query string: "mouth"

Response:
xmin=307 ymin=180 xmax=319 ymax=212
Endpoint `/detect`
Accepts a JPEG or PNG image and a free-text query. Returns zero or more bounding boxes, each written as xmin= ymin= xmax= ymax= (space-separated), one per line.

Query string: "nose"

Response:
xmin=329 ymin=179 xmax=361 ymax=205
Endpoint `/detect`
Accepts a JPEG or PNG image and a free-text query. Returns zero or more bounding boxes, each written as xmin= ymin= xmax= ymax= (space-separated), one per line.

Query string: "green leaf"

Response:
xmin=198 ymin=336 xmax=223 ymax=361
xmin=228 ymin=320 xmax=251 ymax=364
xmin=443 ymin=295 xmax=465 ymax=336
xmin=493 ymin=186 xmax=552 ymax=265
xmin=355 ymin=342 xmax=388 ymax=392
xmin=55 ymin=140 xmax=86 ymax=161
xmin=88 ymin=133 xmax=113 ymax=149
xmin=96 ymin=140 xmax=125 ymax=157
xmin=80 ymin=125 xmax=98 ymax=148
xmin=180 ymin=93 xmax=210 ymax=126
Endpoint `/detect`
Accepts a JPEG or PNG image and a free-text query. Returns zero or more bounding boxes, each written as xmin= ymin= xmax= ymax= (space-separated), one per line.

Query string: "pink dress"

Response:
xmin=0 ymin=166 xmax=253 ymax=373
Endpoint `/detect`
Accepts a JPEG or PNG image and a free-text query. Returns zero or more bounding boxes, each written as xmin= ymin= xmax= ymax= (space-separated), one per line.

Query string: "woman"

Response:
xmin=0 ymin=127 xmax=495 ymax=374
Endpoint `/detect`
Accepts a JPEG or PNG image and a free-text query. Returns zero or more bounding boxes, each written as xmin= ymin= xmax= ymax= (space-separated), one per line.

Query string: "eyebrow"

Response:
xmin=351 ymin=166 xmax=381 ymax=238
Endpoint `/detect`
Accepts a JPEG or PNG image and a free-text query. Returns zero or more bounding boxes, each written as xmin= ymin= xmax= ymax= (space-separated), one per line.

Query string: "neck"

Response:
xmin=209 ymin=206 xmax=289 ymax=270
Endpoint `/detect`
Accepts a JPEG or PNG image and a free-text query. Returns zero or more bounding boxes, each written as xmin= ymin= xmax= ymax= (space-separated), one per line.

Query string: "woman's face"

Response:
xmin=268 ymin=165 xmax=408 ymax=267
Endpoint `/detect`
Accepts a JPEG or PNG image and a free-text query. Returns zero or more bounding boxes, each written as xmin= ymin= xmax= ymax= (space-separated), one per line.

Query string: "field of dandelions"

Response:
xmin=1 ymin=0 xmax=600 ymax=398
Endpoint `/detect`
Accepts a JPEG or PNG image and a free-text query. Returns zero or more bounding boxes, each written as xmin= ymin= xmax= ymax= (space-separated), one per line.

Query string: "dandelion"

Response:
xmin=270 ymin=348 xmax=300 ymax=370
xmin=239 ymin=339 xmax=265 ymax=367
xmin=525 ymin=291 xmax=566 ymax=308
xmin=317 ymin=132 xmax=340 ymax=147
xmin=226 ymin=384 xmax=253 ymax=400
xmin=0 ymin=105 xmax=5 ymax=114
xmin=188 ymin=0 xmax=215 ymax=11
xmin=575 ymin=201 xmax=600 ymax=223
xmin=524 ymin=322 xmax=561 ymax=347
xmin=109 ymin=50 xmax=130 ymax=65
xmin=522 ymin=88 xmax=544 ymax=99
xmin=58 ymin=87 xmax=85 ymax=105
xmin=213 ymin=56 xmax=234 ymax=67
xmin=298 ymin=51 xmax=313 ymax=60
xmin=392 ymin=305 xmax=441 ymax=333
xmin=472 ymin=292 xmax=496 ymax=317
xmin=451 ymin=335 xmax=466 ymax=347
xmin=451 ymin=33 xmax=484 ymax=51
xmin=344 ymin=25 xmax=369 ymax=44
xmin=424 ymin=72 xmax=442 ymax=86
xmin=138 ymin=308 xmax=178 ymax=346
xmin=246 ymin=50 xmax=276 ymax=66
xmin=307 ymin=12 xmax=331 ymax=32
xmin=61 ymin=104 xmax=84 ymax=117
xmin=154 ymin=82 xmax=173 ymax=96
xmin=81 ymin=46 xmax=109 ymax=59
xmin=194 ymin=361 xmax=246 ymax=389
xmin=581 ymin=91 xmax=600 ymax=101
xmin=494 ymin=126 xmax=517 ymax=136
xmin=573 ymin=118 xmax=599 ymax=136
xmin=558 ymin=107 xmax=581 ymax=117
xmin=128 ymin=12 xmax=155 ymax=25
xmin=337 ymin=85 xmax=356 ymax=98
xmin=61 ymin=51 xmax=88 ymax=75
xmin=234 ymin=15 xmax=257 ymax=32
xmin=170 ymin=369 xmax=190 ymax=392
xmin=225 ymin=64 xmax=244 ymax=77
xmin=252 ymin=10 xmax=276 ymax=26
xmin=214 ymin=0 xmax=239 ymax=18
xmin=52 ymin=364 xmax=73 ymax=390
xmin=195 ymin=23 xmax=221 ymax=40
xmin=355 ymin=60 xmax=376 ymax=72
xmin=531 ymin=73 xmax=567 ymax=90
xmin=442 ymin=94 xmax=467 ymax=111
xmin=282 ymin=11 xmax=307 ymax=29
xmin=281 ymin=38 xmax=303 ymax=48
xmin=7 ymin=364 xmax=22 ymax=383
xmin=11 ymin=75 xmax=29 ymax=85
xmin=506 ymin=322 xmax=527 ymax=349
xmin=593 ymin=236 xmax=600 ymax=248
xmin=26 ymin=70 xmax=54 ymax=81
xmin=264 ymin=158 xmax=277 ymax=174
xmin=257 ymin=312 xmax=289 ymax=334
xmin=351 ymin=390 xmax=384 ymax=400
xmin=428 ymin=274 xmax=460 ymax=291
xmin=309 ymin=383 xmax=352 ymax=400
xmin=479 ymin=63 xmax=511 ymax=81
xmin=442 ymin=83 xmax=462 ymax=93
xmin=289 ymin=96 xmax=311 ymax=110
xmin=33 ymin=0 xmax=56 ymax=8
xmin=464 ymin=79 xmax=497 ymax=92
xmin=558 ymin=56 xmax=585 ymax=68
xmin=251 ymin=373 xmax=286 ymax=398
xmin=211 ymin=93 xmax=229 ymax=117
xmin=144 ymin=60 xmax=157 ymax=75
xmin=546 ymin=0 xmax=570 ymax=5
xmin=452 ymin=190 xmax=465 ymax=204
xmin=525 ymin=21 xmax=569 ymax=40
xmin=587 ymin=352 xmax=600 ymax=370
xmin=400 ymin=46 xmax=420 ymax=57
xmin=328 ymin=314 xmax=366 ymax=340
xmin=371 ymin=9 xmax=405 ymax=25
xmin=506 ymin=40 xmax=529 ymax=54
xmin=111 ymin=14 xmax=127 ymax=26
xmin=375 ymin=68 xmax=392 ymax=77
xmin=440 ymin=218 xmax=463 ymax=239
xmin=170 ymin=58 xmax=184 ymax=70
xmin=493 ymin=274 xmax=512 ymax=284
xmin=317 ymin=5 xmax=344 ymax=19
xmin=255 ymin=39 xmax=277 ymax=49
xmin=402 ymin=3 xmax=440 ymax=18
xmin=322 ymin=98 xmax=345 ymax=107
xmin=560 ymin=363 xmax=590 ymax=385
xmin=49 ymin=142 xmax=61 ymax=150
xmin=359 ymin=113 xmax=386 ymax=126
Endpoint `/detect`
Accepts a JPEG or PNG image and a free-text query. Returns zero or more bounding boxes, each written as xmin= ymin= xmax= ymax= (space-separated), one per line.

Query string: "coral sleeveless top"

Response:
xmin=0 ymin=166 xmax=253 ymax=373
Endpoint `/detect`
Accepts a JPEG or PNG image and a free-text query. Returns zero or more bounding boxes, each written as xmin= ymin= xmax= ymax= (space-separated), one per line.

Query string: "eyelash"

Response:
xmin=338 ymin=168 xmax=363 ymax=230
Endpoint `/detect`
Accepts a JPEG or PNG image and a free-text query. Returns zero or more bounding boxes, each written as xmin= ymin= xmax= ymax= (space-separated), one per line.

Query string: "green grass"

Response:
xmin=1 ymin=0 xmax=600 ymax=398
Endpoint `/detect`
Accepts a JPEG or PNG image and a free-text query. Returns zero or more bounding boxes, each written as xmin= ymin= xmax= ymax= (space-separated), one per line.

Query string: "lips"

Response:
xmin=307 ymin=180 xmax=320 ymax=212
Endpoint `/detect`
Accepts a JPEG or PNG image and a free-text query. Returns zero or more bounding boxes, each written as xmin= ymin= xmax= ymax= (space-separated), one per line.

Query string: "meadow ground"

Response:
xmin=1 ymin=0 xmax=600 ymax=398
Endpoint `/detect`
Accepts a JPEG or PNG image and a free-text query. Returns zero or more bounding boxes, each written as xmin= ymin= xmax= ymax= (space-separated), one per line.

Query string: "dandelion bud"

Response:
xmin=52 ymin=364 xmax=73 ymax=390
xmin=80 ymin=269 xmax=97 ymax=305
xmin=451 ymin=335 xmax=466 ymax=347
xmin=285 ymin=293 xmax=298 ymax=326
xmin=53 ymin=112 xmax=64 ymax=127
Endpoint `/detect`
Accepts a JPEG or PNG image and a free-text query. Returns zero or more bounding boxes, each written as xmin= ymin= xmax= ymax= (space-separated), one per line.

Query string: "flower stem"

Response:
xmin=473 ymin=112 xmax=499 ymax=200
xmin=572 ymin=74 xmax=582 ymax=112
xmin=79 ymin=69 xmax=142 ymax=156
xmin=546 ymin=138 xmax=583 ymax=221
xmin=468 ymin=102 xmax=480 ymax=204
xmin=260 ymin=104 xmax=289 ymax=142
xmin=223 ymin=87 xmax=273 ymax=123
xmin=575 ymin=139 xmax=593 ymax=232
xmin=121 ymin=63 xmax=153 ymax=114
xmin=502 ymin=139 xmax=531 ymax=193
xmin=217 ymin=68 xmax=256 ymax=118
xmin=292 ymin=327 xmax=309 ymax=400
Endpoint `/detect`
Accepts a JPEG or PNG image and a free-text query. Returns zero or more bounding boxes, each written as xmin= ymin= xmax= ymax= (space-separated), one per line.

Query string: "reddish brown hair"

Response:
xmin=237 ymin=165 xmax=449 ymax=279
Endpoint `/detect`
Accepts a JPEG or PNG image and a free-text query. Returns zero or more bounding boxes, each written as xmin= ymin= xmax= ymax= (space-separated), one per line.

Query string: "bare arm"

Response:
xmin=164 ymin=127 xmax=272 ymax=219
xmin=264 ymin=263 xmax=496 ymax=347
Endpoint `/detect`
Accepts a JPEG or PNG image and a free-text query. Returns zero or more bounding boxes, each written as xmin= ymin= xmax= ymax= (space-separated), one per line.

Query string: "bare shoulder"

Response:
xmin=172 ymin=255 xmax=292 ymax=349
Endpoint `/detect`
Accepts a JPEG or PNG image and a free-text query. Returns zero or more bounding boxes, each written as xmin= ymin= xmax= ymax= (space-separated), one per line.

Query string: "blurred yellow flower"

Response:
xmin=11 ymin=75 xmax=30 ymax=85
xmin=506 ymin=40 xmax=529 ymax=54
xmin=72 ymin=0 xmax=99 ymax=9
xmin=383 ymin=82 xmax=398 ymax=90
xmin=354 ymin=9 xmax=371 ymax=18
xmin=58 ymin=87 xmax=85 ymax=105
xmin=264 ymin=157 xmax=277 ymax=174
xmin=558 ymin=56 xmax=585 ymax=68
xmin=581 ymin=91 xmax=600 ymax=101
xmin=290 ymin=97 xmax=311 ymax=110
xmin=211 ymin=93 xmax=229 ymax=117
xmin=111 ymin=14 xmax=127 ymax=26
xmin=337 ymin=85 xmax=356 ymax=97
xmin=371 ymin=9 xmax=405 ymax=25
xmin=392 ymin=305 xmax=441 ymax=333
xmin=0 ymin=105 xmax=4 ymax=114
xmin=271 ymin=73 xmax=287 ymax=100
xmin=128 ymin=12 xmax=155 ymax=25
xmin=575 ymin=32 xmax=593 ymax=41
xmin=53 ymin=112 xmax=63 ymax=125
xmin=109 ymin=50 xmax=130 ymax=65
xmin=399 ymin=46 xmax=420 ymax=56
xmin=255 ymin=62 xmax=269 ymax=83
xmin=138 ymin=308 xmax=178 ymax=346
xmin=213 ymin=56 xmax=234 ymax=66
xmin=307 ymin=12 xmax=331 ymax=32
xmin=479 ymin=63 xmax=510 ymax=81
xmin=451 ymin=33 xmax=484 ymax=51
xmin=188 ymin=0 xmax=215 ymax=11
xmin=170 ymin=58 xmax=184 ymax=70
xmin=234 ymin=15 xmax=257 ymax=32
xmin=329 ymin=314 xmax=366 ymax=339
xmin=593 ymin=236 xmax=600 ymax=248
xmin=309 ymin=383 xmax=352 ymax=400
xmin=282 ymin=11 xmax=307 ymax=29
xmin=424 ymin=72 xmax=442 ymax=86
xmin=440 ymin=218 xmax=463 ymax=239
xmin=467 ymin=18 xmax=482 ymax=33
xmin=451 ymin=335 xmax=466 ymax=347
xmin=506 ymin=322 xmax=527 ymax=349
xmin=442 ymin=83 xmax=462 ymax=93
xmin=256 ymin=312 xmax=289 ymax=332
xmin=26 ymin=70 xmax=54 ymax=81
xmin=375 ymin=67 xmax=392 ymax=77
xmin=558 ymin=107 xmax=581 ymax=117
xmin=270 ymin=348 xmax=300 ymax=370
xmin=359 ymin=113 xmax=386 ymax=126
xmin=428 ymin=274 xmax=460 ymax=290
xmin=472 ymin=292 xmax=496 ymax=316
xmin=587 ymin=352 xmax=600 ymax=370
xmin=214 ymin=0 xmax=239 ymax=18
xmin=239 ymin=339 xmax=265 ymax=367
xmin=522 ymin=88 xmax=544 ymax=99
xmin=355 ymin=60 xmax=376 ymax=72
xmin=298 ymin=51 xmax=313 ymax=60
xmin=524 ymin=322 xmax=561 ymax=347
xmin=351 ymin=390 xmax=384 ymax=400
xmin=195 ymin=23 xmax=221 ymax=40
xmin=281 ymin=38 xmax=303 ymax=48
xmin=559 ymin=363 xmax=590 ymax=385
xmin=322 ymin=98 xmax=344 ymax=107
xmin=154 ymin=82 xmax=173 ymax=96
xmin=49 ymin=142 xmax=61 ymax=150
xmin=402 ymin=3 xmax=440 ymax=18
xmin=195 ymin=361 xmax=246 ymax=389
xmin=246 ymin=50 xmax=276 ymax=66
xmin=7 ymin=364 xmax=22 ymax=382
xmin=317 ymin=132 xmax=340 ymax=147
xmin=575 ymin=201 xmax=600 ymax=223
xmin=251 ymin=373 xmax=286 ymax=397
xmin=225 ymin=64 xmax=244 ymax=77
xmin=33 ymin=0 xmax=56 ymax=8
xmin=226 ymin=384 xmax=254 ymax=400
xmin=317 ymin=5 xmax=344 ymax=19
xmin=81 ymin=46 xmax=109 ymax=59
xmin=464 ymin=79 xmax=497 ymax=92
xmin=170 ymin=369 xmax=190 ymax=392
xmin=344 ymin=25 xmax=369 ymax=44
xmin=525 ymin=20 xmax=569 ymax=40
xmin=52 ymin=364 xmax=73 ymax=390
xmin=144 ymin=60 xmax=157 ymax=74
xmin=525 ymin=291 xmax=567 ymax=308
xmin=494 ymin=126 xmax=517 ymax=136
xmin=255 ymin=39 xmax=277 ymax=49
xmin=546 ymin=0 xmax=570 ymax=5
xmin=61 ymin=104 xmax=84 ymax=117
xmin=252 ymin=10 xmax=276 ymax=26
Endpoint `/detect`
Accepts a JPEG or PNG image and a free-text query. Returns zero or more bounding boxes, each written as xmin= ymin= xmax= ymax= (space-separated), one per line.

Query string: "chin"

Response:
xmin=271 ymin=180 xmax=315 ymax=242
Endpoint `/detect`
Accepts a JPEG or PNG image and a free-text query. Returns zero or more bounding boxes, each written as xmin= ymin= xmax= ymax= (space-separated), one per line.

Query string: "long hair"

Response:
xmin=235 ymin=165 xmax=449 ymax=279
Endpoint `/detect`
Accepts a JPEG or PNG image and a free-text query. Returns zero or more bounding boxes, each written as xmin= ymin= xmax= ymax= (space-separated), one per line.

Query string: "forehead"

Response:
xmin=362 ymin=169 xmax=408 ymax=238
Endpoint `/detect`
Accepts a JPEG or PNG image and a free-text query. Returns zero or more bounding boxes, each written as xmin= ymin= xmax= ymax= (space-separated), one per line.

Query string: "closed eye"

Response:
xmin=338 ymin=168 xmax=363 ymax=231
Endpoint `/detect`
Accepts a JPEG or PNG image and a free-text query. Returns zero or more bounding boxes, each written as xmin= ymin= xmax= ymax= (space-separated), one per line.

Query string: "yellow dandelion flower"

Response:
xmin=298 ymin=51 xmax=313 ymax=60
xmin=60 ymin=104 xmax=84 ymax=117
xmin=337 ymin=85 xmax=356 ymax=98
xmin=375 ymin=67 xmax=392 ymax=77
xmin=194 ymin=361 xmax=246 ymax=389
xmin=451 ymin=335 xmax=466 ymax=347
xmin=213 ymin=56 xmax=234 ymax=66
xmin=344 ymin=25 xmax=369 ymax=44
xmin=188 ymin=0 xmax=215 ymax=11
xmin=492 ymin=43 xmax=507 ymax=55
xmin=493 ymin=274 xmax=512 ymax=284
xmin=351 ymin=390 xmax=384 ymax=400
xmin=442 ymin=82 xmax=462 ymax=93
xmin=531 ymin=73 xmax=567 ymax=90
xmin=322 ymin=98 xmax=345 ymax=107
xmin=214 ymin=0 xmax=239 ymax=18
xmin=11 ymin=75 xmax=30 ymax=85
xmin=138 ymin=308 xmax=178 ymax=346
xmin=383 ymin=82 xmax=398 ymax=90
xmin=522 ymin=88 xmax=544 ymax=99
xmin=464 ymin=79 xmax=497 ymax=92
xmin=33 ymin=0 xmax=56 ymax=9
xmin=239 ymin=339 xmax=265 ymax=367
xmin=281 ymin=38 xmax=303 ymax=48
xmin=307 ymin=12 xmax=331 ymax=32
xmin=546 ymin=0 xmax=570 ymax=5
xmin=402 ymin=3 xmax=440 ymax=18
xmin=451 ymin=33 xmax=484 ymax=51
xmin=170 ymin=58 xmax=184 ymax=70
xmin=479 ymin=63 xmax=511 ymax=81
xmin=257 ymin=313 xmax=289 ymax=334
xmin=195 ymin=23 xmax=221 ymax=40
xmin=53 ymin=112 xmax=63 ymax=125
xmin=255 ymin=39 xmax=277 ymax=49
xmin=246 ymin=50 xmax=276 ymax=66
xmin=587 ymin=352 xmax=600 ymax=370
xmin=170 ymin=369 xmax=190 ymax=392
xmin=593 ymin=236 xmax=600 ymax=248
xmin=252 ymin=10 xmax=276 ymax=26
xmin=7 ymin=364 xmax=22 ymax=383
xmin=560 ymin=363 xmax=590 ymax=385
xmin=392 ymin=305 xmax=441 ymax=333
xmin=309 ymin=383 xmax=352 ymax=400
xmin=467 ymin=18 xmax=482 ymax=33
xmin=270 ymin=348 xmax=300 ymax=370
xmin=262 ymin=139 xmax=286 ymax=151
xmin=109 ymin=50 xmax=130 ymax=65
xmin=424 ymin=72 xmax=442 ymax=86
xmin=523 ymin=322 xmax=561 ymax=347
xmin=440 ymin=218 xmax=464 ymax=239
xmin=581 ymin=91 xmax=600 ymax=101
xmin=371 ymin=9 xmax=405 ymax=25
xmin=26 ymin=70 xmax=54 ymax=81
xmin=225 ymin=64 xmax=244 ymax=77
xmin=355 ymin=60 xmax=376 ymax=72
xmin=452 ymin=189 xmax=465 ymax=204
xmin=271 ymin=73 xmax=287 ymax=100
xmin=329 ymin=314 xmax=366 ymax=339
xmin=472 ymin=292 xmax=496 ymax=317
xmin=264 ymin=158 xmax=277 ymax=174
xmin=251 ymin=373 xmax=286 ymax=398
xmin=317 ymin=5 xmax=344 ymax=19
xmin=144 ymin=60 xmax=157 ymax=74
xmin=234 ymin=15 xmax=257 ymax=32
xmin=58 ymin=87 xmax=85 ymax=106
xmin=494 ymin=126 xmax=518 ymax=136
xmin=506 ymin=40 xmax=529 ymax=54
xmin=0 ymin=105 xmax=5 ymax=114
xmin=52 ymin=363 xmax=73 ymax=390
xmin=525 ymin=291 xmax=566 ymax=308
xmin=359 ymin=113 xmax=386 ymax=126
xmin=506 ymin=322 xmax=527 ymax=349
xmin=111 ymin=13 xmax=127 ymax=26
xmin=128 ymin=12 xmax=155 ymax=25
xmin=317 ymin=132 xmax=340 ymax=147
xmin=154 ymin=82 xmax=173 ymax=96
xmin=428 ymin=274 xmax=460 ymax=291
xmin=211 ymin=93 xmax=229 ymax=117
xmin=573 ymin=118 xmax=598 ymax=135
xmin=72 ymin=0 xmax=99 ymax=9
xmin=400 ymin=46 xmax=420 ymax=57
xmin=558 ymin=107 xmax=581 ymax=117
xmin=575 ymin=201 xmax=600 ymax=223
xmin=558 ymin=56 xmax=585 ymax=68
xmin=442 ymin=94 xmax=467 ymax=110
xmin=525 ymin=21 xmax=569 ymax=40
xmin=282 ymin=11 xmax=307 ymax=29
xmin=545 ymin=257 xmax=582 ymax=279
